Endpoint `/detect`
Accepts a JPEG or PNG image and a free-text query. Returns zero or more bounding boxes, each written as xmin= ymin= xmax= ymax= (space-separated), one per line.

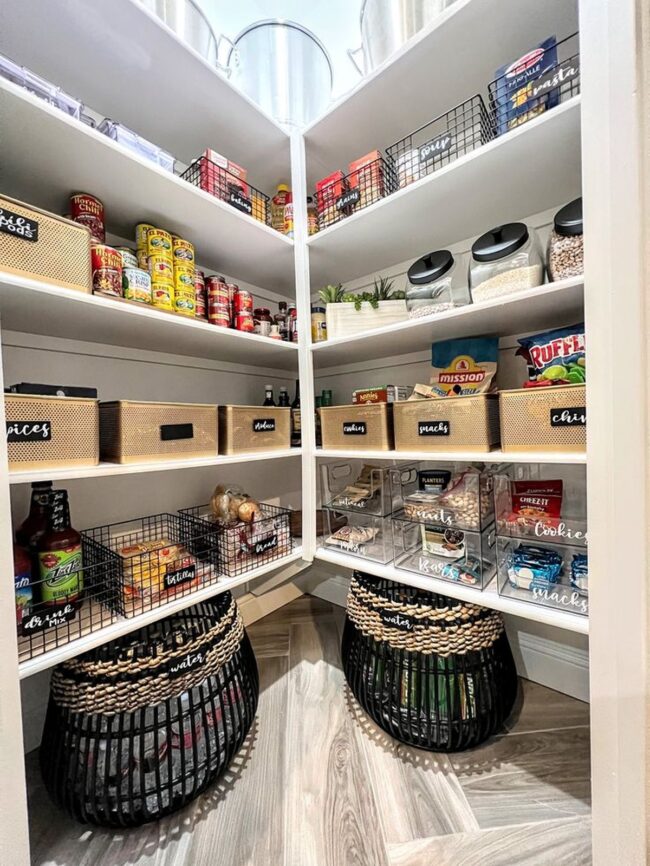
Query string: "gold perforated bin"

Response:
xmin=393 ymin=395 xmax=499 ymax=452
xmin=0 ymin=195 xmax=92 ymax=293
xmin=219 ymin=406 xmax=291 ymax=454
xmin=100 ymin=401 xmax=218 ymax=463
xmin=499 ymin=384 xmax=586 ymax=452
xmin=5 ymin=394 xmax=99 ymax=471
xmin=320 ymin=403 xmax=393 ymax=451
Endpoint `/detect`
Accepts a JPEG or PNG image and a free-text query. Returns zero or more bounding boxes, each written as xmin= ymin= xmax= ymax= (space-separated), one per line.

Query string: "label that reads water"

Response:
xmin=549 ymin=406 xmax=586 ymax=427
xmin=7 ymin=420 xmax=52 ymax=442
xmin=418 ymin=420 xmax=450 ymax=436
xmin=164 ymin=563 xmax=196 ymax=591
xmin=379 ymin=609 xmax=413 ymax=631
xmin=22 ymin=600 xmax=79 ymax=636
xmin=39 ymin=546 xmax=83 ymax=604
xmin=343 ymin=421 xmax=366 ymax=435
xmin=168 ymin=649 xmax=206 ymax=678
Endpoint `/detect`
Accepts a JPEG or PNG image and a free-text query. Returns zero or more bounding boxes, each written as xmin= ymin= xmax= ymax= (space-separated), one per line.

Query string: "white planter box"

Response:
xmin=325 ymin=300 xmax=408 ymax=339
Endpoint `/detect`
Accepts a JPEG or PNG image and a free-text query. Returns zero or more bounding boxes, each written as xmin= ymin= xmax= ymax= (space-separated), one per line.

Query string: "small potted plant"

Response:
xmin=319 ymin=276 xmax=407 ymax=339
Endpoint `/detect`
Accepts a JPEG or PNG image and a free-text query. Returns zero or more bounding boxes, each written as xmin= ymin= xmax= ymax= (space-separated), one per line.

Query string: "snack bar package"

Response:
xmin=511 ymin=480 xmax=563 ymax=521
xmin=494 ymin=36 xmax=559 ymax=134
xmin=429 ymin=337 xmax=499 ymax=397
xmin=517 ymin=323 xmax=585 ymax=387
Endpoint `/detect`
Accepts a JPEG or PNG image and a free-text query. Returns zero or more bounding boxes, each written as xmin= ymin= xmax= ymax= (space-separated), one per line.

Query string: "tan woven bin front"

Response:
xmin=218 ymin=405 xmax=291 ymax=454
xmin=499 ymin=384 xmax=586 ymax=452
xmin=100 ymin=401 xmax=218 ymax=463
xmin=320 ymin=403 xmax=393 ymax=451
xmin=5 ymin=394 xmax=99 ymax=470
xmin=0 ymin=194 xmax=92 ymax=293
xmin=393 ymin=394 xmax=500 ymax=452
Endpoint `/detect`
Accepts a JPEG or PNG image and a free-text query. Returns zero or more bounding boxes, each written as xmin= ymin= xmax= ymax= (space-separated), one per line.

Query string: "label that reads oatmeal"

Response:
xmin=343 ymin=421 xmax=366 ymax=435
xmin=418 ymin=420 xmax=450 ymax=436
xmin=39 ymin=546 xmax=83 ymax=604
xmin=21 ymin=600 xmax=79 ymax=636
xmin=549 ymin=406 xmax=586 ymax=427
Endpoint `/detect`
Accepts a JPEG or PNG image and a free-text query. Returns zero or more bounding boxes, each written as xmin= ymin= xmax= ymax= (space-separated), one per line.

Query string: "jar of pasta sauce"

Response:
xmin=253 ymin=307 xmax=272 ymax=337
xmin=235 ymin=311 xmax=254 ymax=332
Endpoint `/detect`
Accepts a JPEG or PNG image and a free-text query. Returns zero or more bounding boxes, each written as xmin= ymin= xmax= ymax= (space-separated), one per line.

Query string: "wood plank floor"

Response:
xmin=26 ymin=596 xmax=592 ymax=866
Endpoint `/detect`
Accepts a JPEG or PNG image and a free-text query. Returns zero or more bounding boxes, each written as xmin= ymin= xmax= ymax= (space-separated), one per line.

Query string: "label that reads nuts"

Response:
xmin=229 ymin=191 xmax=253 ymax=215
xmin=7 ymin=420 xmax=52 ymax=442
xmin=343 ymin=421 xmax=366 ymax=435
xmin=418 ymin=420 xmax=450 ymax=436
xmin=419 ymin=133 xmax=453 ymax=163
xmin=336 ymin=188 xmax=360 ymax=211
xmin=549 ymin=407 xmax=586 ymax=428
xmin=253 ymin=419 xmax=276 ymax=433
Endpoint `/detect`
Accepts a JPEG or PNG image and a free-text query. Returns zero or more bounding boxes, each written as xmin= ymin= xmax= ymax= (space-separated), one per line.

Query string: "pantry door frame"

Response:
xmin=581 ymin=0 xmax=649 ymax=862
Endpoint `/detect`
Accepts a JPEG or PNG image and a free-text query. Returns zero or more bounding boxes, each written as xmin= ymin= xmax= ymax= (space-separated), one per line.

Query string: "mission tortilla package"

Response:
xmin=494 ymin=36 xmax=559 ymax=134
xmin=517 ymin=323 xmax=585 ymax=387
xmin=427 ymin=337 xmax=499 ymax=397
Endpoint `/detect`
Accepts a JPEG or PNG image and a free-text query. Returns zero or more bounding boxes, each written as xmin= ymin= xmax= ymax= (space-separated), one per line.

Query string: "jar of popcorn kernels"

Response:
xmin=547 ymin=197 xmax=584 ymax=282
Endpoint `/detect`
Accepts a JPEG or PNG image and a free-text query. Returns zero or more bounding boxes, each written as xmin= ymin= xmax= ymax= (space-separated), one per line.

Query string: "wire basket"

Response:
xmin=179 ymin=502 xmax=294 ymax=578
xmin=386 ymin=95 xmax=494 ymax=189
xmin=180 ymin=156 xmax=270 ymax=226
xmin=82 ymin=513 xmax=221 ymax=618
xmin=488 ymin=32 xmax=580 ymax=136
xmin=40 ymin=595 xmax=259 ymax=826
xmin=342 ymin=572 xmax=518 ymax=751
xmin=316 ymin=156 xmax=398 ymax=230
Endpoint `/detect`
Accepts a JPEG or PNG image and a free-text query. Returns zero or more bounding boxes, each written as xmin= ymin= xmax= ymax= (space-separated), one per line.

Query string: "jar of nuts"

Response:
xmin=547 ymin=198 xmax=583 ymax=281
xmin=469 ymin=222 xmax=544 ymax=303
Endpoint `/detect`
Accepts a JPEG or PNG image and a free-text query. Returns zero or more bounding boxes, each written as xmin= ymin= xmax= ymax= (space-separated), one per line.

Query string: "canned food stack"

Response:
xmin=171 ymin=235 xmax=196 ymax=317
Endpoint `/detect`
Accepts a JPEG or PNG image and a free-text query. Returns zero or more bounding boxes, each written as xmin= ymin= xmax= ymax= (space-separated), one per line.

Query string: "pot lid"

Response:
xmin=471 ymin=223 xmax=529 ymax=262
xmin=554 ymin=197 xmax=583 ymax=236
xmin=408 ymin=250 xmax=454 ymax=284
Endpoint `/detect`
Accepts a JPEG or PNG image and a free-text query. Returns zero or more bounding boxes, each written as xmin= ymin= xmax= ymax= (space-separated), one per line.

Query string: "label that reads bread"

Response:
xmin=253 ymin=534 xmax=277 ymax=555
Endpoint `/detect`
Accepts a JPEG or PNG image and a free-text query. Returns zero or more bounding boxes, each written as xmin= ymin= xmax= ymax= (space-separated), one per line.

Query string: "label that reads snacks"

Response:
xmin=0 ymin=207 xmax=38 ymax=241
xmin=253 ymin=419 xmax=276 ymax=433
xmin=7 ymin=420 xmax=52 ymax=442
xmin=419 ymin=133 xmax=453 ymax=163
xmin=336 ymin=188 xmax=360 ymax=211
xmin=167 ymin=649 xmax=206 ymax=678
xmin=253 ymin=534 xmax=277 ymax=555
xmin=550 ymin=406 xmax=586 ymax=427
xmin=229 ymin=191 xmax=253 ymax=215
xmin=379 ymin=610 xmax=413 ymax=631
xmin=39 ymin=546 xmax=83 ymax=604
xmin=164 ymin=563 xmax=196 ymax=591
xmin=343 ymin=421 xmax=366 ymax=435
xmin=418 ymin=420 xmax=450 ymax=436
xmin=21 ymin=600 xmax=79 ymax=636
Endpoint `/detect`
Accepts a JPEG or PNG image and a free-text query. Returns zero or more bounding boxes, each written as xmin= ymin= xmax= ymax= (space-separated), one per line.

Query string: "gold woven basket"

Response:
xmin=5 ymin=394 xmax=99 ymax=470
xmin=320 ymin=403 xmax=393 ymax=451
xmin=218 ymin=405 xmax=291 ymax=454
xmin=499 ymin=384 xmax=586 ymax=452
xmin=0 ymin=194 xmax=92 ymax=293
xmin=99 ymin=401 xmax=218 ymax=463
xmin=393 ymin=395 xmax=499 ymax=452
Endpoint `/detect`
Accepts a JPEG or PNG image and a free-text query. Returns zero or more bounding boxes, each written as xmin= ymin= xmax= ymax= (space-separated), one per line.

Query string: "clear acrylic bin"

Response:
xmin=0 ymin=51 xmax=84 ymax=118
xmin=322 ymin=507 xmax=392 ymax=564
xmin=97 ymin=119 xmax=175 ymax=172
xmin=392 ymin=514 xmax=496 ymax=589
xmin=321 ymin=461 xmax=417 ymax=517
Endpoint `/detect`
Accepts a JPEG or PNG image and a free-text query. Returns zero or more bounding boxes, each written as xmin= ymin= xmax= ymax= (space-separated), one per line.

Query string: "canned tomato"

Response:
xmin=122 ymin=267 xmax=152 ymax=304
xmin=172 ymin=237 xmax=195 ymax=265
xmin=146 ymin=228 xmax=173 ymax=258
xmin=148 ymin=255 xmax=174 ymax=282
xmin=136 ymin=222 xmax=155 ymax=249
xmin=70 ymin=193 xmax=105 ymax=242
xmin=233 ymin=288 xmax=253 ymax=313
xmin=174 ymin=290 xmax=196 ymax=317
xmin=234 ymin=311 xmax=254 ymax=332
xmin=151 ymin=281 xmax=173 ymax=310
xmin=173 ymin=265 xmax=195 ymax=291
xmin=115 ymin=247 xmax=138 ymax=269
xmin=208 ymin=306 xmax=231 ymax=328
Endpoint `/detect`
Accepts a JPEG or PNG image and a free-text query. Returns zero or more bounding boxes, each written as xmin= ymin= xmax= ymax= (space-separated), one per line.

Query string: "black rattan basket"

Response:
xmin=342 ymin=572 xmax=517 ymax=751
xmin=40 ymin=594 xmax=258 ymax=826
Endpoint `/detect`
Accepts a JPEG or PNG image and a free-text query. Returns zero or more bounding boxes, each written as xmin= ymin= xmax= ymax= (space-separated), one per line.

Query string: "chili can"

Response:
xmin=70 ymin=193 xmax=105 ymax=243
xmin=91 ymin=243 xmax=122 ymax=296
xmin=172 ymin=237 xmax=195 ymax=265
xmin=233 ymin=287 xmax=253 ymax=313
xmin=146 ymin=228 xmax=173 ymax=258
xmin=234 ymin=311 xmax=254 ymax=332
xmin=122 ymin=267 xmax=152 ymax=304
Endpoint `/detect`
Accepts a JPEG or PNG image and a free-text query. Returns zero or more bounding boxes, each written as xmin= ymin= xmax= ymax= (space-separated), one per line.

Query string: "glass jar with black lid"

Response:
xmin=406 ymin=249 xmax=470 ymax=318
xmin=547 ymin=197 xmax=583 ymax=281
xmin=469 ymin=222 xmax=544 ymax=302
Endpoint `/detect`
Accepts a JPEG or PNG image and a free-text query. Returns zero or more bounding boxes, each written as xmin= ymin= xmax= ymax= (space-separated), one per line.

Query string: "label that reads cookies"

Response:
xmin=418 ymin=420 xmax=450 ymax=436
xmin=7 ymin=420 xmax=52 ymax=442
xmin=549 ymin=406 xmax=586 ymax=427
xmin=343 ymin=421 xmax=366 ymax=435
xmin=164 ymin=564 xmax=196 ymax=591
xmin=253 ymin=419 xmax=276 ymax=433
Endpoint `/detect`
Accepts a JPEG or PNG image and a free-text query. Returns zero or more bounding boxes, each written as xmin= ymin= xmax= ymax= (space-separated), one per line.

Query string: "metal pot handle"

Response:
xmin=216 ymin=33 xmax=235 ymax=76
xmin=347 ymin=46 xmax=365 ymax=76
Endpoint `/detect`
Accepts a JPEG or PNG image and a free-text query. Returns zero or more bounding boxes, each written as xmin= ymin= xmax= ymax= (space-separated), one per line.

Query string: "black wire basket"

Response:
xmin=386 ymin=95 xmax=494 ymax=189
xmin=342 ymin=572 xmax=517 ymax=751
xmin=40 ymin=594 xmax=259 ymax=826
xmin=180 ymin=155 xmax=271 ymax=226
xmin=315 ymin=155 xmax=398 ymax=230
xmin=488 ymin=32 xmax=580 ymax=137
xmin=178 ymin=502 xmax=294 ymax=578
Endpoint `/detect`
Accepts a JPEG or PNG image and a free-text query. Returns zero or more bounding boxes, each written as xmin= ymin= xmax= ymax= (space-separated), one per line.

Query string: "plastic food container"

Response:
xmin=97 ymin=119 xmax=175 ymax=172
xmin=547 ymin=197 xmax=584 ymax=281
xmin=469 ymin=223 xmax=544 ymax=302
xmin=0 ymin=52 xmax=84 ymax=118
xmin=406 ymin=250 xmax=471 ymax=318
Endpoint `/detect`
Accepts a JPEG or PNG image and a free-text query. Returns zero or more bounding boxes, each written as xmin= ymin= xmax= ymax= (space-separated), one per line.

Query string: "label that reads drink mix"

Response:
xmin=39 ymin=545 xmax=83 ymax=604
xmin=22 ymin=600 xmax=79 ymax=636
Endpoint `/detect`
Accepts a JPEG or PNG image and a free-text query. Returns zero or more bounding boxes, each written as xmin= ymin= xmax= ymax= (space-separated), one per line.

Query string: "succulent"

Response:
xmin=372 ymin=275 xmax=396 ymax=301
xmin=318 ymin=283 xmax=345 ymax=305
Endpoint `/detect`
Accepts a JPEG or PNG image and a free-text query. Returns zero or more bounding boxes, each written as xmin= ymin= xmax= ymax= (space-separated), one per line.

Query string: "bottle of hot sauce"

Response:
xmin=38 ymin=489 xmax=83 ymax=607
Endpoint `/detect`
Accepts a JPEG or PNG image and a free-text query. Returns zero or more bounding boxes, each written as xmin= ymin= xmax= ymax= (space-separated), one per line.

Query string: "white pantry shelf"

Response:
xmin=316 ymin=448 xmax=586 ymax=465
xmin=311 ymin=277 xmax=584 ymax=368
xmin=0 ymin=81 xmax=294 ymax=293
xmin=18 ymin=548 xmax=306 ymax=678
xmin=304 ymin=0 xmax=578 ymax=183
xmin=0 ymin=0 xmax=290 ymax=192
xmin=0 ymin=274 xmax=299 ymax=369
xmin=307 ymin=98 xmax=581 ymax=287
xmin=8 ymin=449 xmax=301 ymax=486
xmin=315 ymin=548 xmax=589 ymax=635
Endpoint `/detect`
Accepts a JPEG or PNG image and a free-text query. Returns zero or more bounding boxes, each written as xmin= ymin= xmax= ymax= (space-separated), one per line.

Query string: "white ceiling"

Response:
xmin=201 ymin=0 xmax=364 ymax=97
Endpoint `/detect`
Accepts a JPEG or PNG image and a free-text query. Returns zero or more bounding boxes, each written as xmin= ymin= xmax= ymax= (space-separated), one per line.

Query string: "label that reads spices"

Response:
xmin=168 ymin=649 xmax=206 ymax=678
xmin=379 ymin=609 xmax=413 ymax=631
xmin=229 ymin=191 xmax=253 ymax=215
xmin=6 ymin=420 xmax=52 ymax=442
xmin=418 ymin=420 xmax=450 ymax=436
xmin=419 ymin=133 xmax=453 ymax=163
xmin=336 ymin=188 xmax=360 ymax=211
xmin=21 ymin=600 xmax=79 ymax=636
xmin=531 ymin=57 xmax=580 ymax=101
xmin=253 ymin=534 xmax=277 ymax=556
xmin=0 ymin=207 xmax=39 ymax=241
xmin=164 ymin=564 xmax=196 ymax=591
xmin=253 ymin=418 xmax=276 ymax=433
xmin=342 ymin=421 xmax=367 ymax=435
xmin=549 ymin=406 xmax=586 ymax=428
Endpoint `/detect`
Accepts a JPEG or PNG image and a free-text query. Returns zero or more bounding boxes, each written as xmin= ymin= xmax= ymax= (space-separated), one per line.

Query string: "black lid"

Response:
xmin=471 ymin=223 xmax=529 ymax=262
xmin=554 ymin=197 xmax=583 ymax=236
xmin=407 ymin=249 xmax=454 ymax=285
